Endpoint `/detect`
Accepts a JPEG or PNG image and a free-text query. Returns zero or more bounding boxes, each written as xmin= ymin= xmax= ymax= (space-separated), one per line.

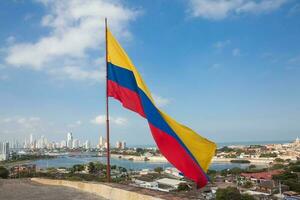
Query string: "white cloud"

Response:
xmin=189 ymin=0 xmax=289 ymax=20
xmin=152 ymin=94 xmax=170 ymax=107
xmin=49 ymin=66 xmax=105 ymax=81
xmin=91 ymin=115 xmax=128 ymax=126
xmin=1 ymin=116 xmax=41 ymax=129
xmin=232 ymin=48 xmax=241 ymax=56
xmin=213 ymin=40 xmax=231 ymax=50
xmin=4 ymin=0 xmax=139 ymax=81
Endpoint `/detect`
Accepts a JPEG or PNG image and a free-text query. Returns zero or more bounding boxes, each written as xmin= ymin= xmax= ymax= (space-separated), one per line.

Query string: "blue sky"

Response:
xmin=0 ymin=0 xmax=300 ymax=145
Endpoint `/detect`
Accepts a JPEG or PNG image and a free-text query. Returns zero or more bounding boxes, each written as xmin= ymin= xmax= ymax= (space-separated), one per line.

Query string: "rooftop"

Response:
xmin=241 ymin=170 xmax=283 ymax=180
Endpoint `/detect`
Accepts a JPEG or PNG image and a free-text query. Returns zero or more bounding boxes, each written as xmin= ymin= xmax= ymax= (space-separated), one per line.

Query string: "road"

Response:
xmin=0 ymin=179 xmax=106 ymax=200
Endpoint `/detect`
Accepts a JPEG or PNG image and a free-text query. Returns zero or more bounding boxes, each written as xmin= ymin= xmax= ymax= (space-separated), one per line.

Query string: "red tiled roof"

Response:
xmin=241 ymin=170 xmax=283 ymax=180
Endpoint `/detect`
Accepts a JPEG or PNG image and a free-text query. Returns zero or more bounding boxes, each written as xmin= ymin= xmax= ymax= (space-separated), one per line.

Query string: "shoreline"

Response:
xmin=111 ymin=154 xmax=274 ymax=165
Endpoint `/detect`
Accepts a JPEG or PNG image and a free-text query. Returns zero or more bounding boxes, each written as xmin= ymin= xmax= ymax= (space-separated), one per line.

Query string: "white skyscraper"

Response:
xmin=84 ymin=140 xmax=91 ymax=150
xmin=0 ymin=142 xmax=10 ymax=161
xmin=115 ymin=141 xmax=122 ymax=149
xmin=72 ymin=139 xmax=80 ymax=149
xmin=30 ymin=134 xmax=33 ymax=145
xmin=98 ymin=136 xmax=106 ymax=148
xmin=121 ymin=141 xmax=126 ymax=149
xmin=67 ymin=132 xmax=73 ymax=148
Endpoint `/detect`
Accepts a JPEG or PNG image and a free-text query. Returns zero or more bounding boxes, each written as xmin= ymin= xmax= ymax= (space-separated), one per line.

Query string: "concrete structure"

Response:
xmin=156 ymin=178 xmax=186 ymax=190
xmin=133 ymin=179 xmax=159 ymax=190
xmin=0 ymin=179 xmax=103 ymax=200
xmin=31 ymin=178 xmax=163 ymax=200
xmin=164 ymin=167 xmax=184 ymax=179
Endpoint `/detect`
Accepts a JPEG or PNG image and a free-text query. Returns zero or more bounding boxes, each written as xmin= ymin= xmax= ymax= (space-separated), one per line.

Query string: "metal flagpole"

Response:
xmin=105 ymin=18 xmax=111 ymax=182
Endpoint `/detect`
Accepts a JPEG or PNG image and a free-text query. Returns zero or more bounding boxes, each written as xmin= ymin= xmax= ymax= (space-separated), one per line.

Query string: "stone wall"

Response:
xmin=31 ymin=178 xmax=164 ymax=200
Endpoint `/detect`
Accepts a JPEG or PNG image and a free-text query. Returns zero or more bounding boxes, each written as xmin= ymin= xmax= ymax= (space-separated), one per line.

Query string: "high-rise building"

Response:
xmin=115 ymin=141 xmax=122 ymax=149
xmin=30 ymin=134 xmax=33 ymax=145
xmin=0 ymin=142 xmax=10 ymax=161
xmin=84 ymin=140 xmax=91 ymax=150
xmin=98 ymin=136 xmax=106 ymax=148
xmin=121 ymin=141 xmax=126 ymax=149
xmin=72 ymin=139 xmax=80 ymax=149
xmin=67 ymin=132 xmax=73 ymax=149
xmin=60 ymin=140 xmax=67 ymax=148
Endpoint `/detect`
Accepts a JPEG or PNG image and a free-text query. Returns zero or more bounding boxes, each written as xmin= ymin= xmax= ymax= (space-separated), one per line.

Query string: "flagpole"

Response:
xmin=105 ymin=17 xmax=111 ymax=182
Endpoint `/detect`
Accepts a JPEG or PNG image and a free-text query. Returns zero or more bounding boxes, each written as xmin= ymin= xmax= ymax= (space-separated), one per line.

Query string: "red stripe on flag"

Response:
xmin=108 ymin=80 xmax=146 ymax=118
xmin=149 ymin=123 xmax=208 ymax=188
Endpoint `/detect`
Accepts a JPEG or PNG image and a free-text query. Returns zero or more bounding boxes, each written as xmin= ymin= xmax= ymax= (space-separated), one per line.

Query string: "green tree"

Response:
xmin=118 ymin=166 xmax=127 ymax=173
xmin=248 ymin=165 xmax=256 ymax=169
xmin=230 ymin=167 xmax=244 ymax=175
xmin=243 ymin=181 xmax=253 ymax=188
xmin=271 ymin=164 xmax=285 ymax=170
xmin=241 ymin=194 xmax=256 ymax=200
xmin=154 ymin=167 xmax=163 ymax=174
xmin=274 ymin=158 xmax=284 ymax=163
xmin=111 ymin=165 xmax=116 ymax=170
xmin=216 ymin=187 xmax=241 ymax=200
xmin=0 ymin=166 xmax=9 ymax=179
xmin=177 ymin=183 xmax=190 ymax=191
xmin=72 ymin=164 xmax=85 ymax=173
xmin=88 ymin=162 xmax=96 ymax=174
xmin=136 ymin=148 xmax=144 ymax=155
xmin=290 ymin=165 xmax=300 ymax=172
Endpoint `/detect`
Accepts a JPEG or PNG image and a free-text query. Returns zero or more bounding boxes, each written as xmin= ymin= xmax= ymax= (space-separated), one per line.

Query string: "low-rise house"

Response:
xmin=132 ymin=179 xmax=159 ymax=190
xmin=164 ymin=167 xmax=184 ymax=179
xmin=241 ymin=170 xmax=284 ymax=183
xmin=139 ymin=168 xmax=151 ymax=175
xmin=284 ymin=191 xmax=300 ymax=200
xmin=241 ymin=170 xmax=285 ymax=194
xmin=10 ymin=164 xmax=36 ymax=177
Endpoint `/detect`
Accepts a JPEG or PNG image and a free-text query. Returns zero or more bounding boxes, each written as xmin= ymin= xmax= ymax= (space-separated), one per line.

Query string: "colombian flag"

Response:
xmin=107 ymin=28 xmax=216 ymax=188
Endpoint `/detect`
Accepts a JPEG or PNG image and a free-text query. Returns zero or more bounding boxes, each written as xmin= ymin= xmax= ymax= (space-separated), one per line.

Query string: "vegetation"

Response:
xmin=274 ymin=158 xmax=285 ymax=163
xmin=270 ymin=164 xmax=285 ymax=170
xmin=0 ymin=166 xmax=9 ymax=179
xmin=259 ymin=152 xmax=277 ymax=158
xmin=177 ymin=183 xmax=190 ymax=191
xmin=216 ymin=187 xmax=241 ymax=200
xmin=154 ymin=167 xmax=163 ymax=174
xmin=218 ymin=146 xmax=234 ymax=153
xmin=272 ymin=161 xmax=300 ymax=193
xmin=243 ymin=181 xmax=253 ymax=188
xmin=216 ymin=187 xmax=255 ymax=200
xmin=88 ymin=162 xmax=96 ymax=174
xmin=230 ymin=160 xmax=250 ymax=164
xmin=71 ymin=164 xmax=85 ymax=173
xmin=248 ymin=165 xmax=256 ymax=169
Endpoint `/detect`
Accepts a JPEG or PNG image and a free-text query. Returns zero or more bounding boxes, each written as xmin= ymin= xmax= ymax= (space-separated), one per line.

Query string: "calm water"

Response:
xmin=31 ymin=155 xmax=254 ymax=171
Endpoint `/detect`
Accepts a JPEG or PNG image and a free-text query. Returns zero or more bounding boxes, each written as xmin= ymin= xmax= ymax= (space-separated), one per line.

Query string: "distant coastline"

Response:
xmin=128 ymin=140 xmax=292 ymax=148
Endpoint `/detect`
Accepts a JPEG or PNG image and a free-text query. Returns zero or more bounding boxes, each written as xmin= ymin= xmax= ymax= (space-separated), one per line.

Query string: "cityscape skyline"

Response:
xmin=1 ymin=1 xmax=300 ymax=144
xmin=1 ymin=132 xmax=129 ymax=150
